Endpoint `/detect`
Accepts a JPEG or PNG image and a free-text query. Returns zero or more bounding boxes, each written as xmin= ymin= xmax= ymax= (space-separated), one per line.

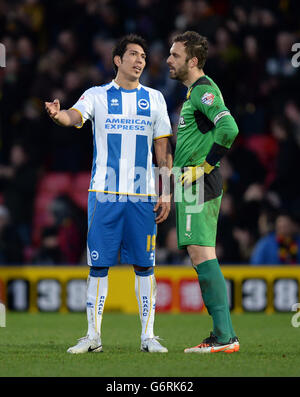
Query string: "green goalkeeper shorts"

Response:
xmin=175 ymin=168 xmax=223 ymax=248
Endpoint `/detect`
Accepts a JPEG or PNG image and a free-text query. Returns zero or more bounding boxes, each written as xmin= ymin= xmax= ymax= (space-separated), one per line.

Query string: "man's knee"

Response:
xmin=89 ymin=266 xmax=109 ymax=277
xmin=133 ymin=265 xmax=154 ymax=276
xmin=187 ymin=245 xmax=216 ymax=265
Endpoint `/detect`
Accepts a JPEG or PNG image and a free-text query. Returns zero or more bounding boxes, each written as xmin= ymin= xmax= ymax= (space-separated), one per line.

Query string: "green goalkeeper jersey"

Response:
xmin=174 ymin=75 xmax=239 ymax=168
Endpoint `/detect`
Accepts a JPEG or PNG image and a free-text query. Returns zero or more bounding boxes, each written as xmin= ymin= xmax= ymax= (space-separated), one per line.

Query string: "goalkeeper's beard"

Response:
xmin=169 ymin=63 xmax=189 ymax=83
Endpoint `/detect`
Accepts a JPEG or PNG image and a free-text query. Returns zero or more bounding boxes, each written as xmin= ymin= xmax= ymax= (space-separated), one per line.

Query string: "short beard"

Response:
xmin=170 ymin=62 xmax=189 ymax=82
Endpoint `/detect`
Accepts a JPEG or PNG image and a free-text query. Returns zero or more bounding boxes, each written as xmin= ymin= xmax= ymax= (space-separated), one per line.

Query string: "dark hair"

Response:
xmin=173 ymin=31 xmax=208 ymax=69
xmin=112 ymin=34 xmax=147 ymax=73
xmin=276 ymin=209 xmax=294 ymax=220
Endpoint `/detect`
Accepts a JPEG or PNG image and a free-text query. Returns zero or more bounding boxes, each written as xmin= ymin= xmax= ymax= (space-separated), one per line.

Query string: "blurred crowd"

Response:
xmin=1 ymin=0 xmax=300 ymax=266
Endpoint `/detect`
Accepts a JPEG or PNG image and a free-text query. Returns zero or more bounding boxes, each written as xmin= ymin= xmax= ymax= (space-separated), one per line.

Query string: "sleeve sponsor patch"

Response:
xmin=201 ymin=92 xmax=215 ymax=106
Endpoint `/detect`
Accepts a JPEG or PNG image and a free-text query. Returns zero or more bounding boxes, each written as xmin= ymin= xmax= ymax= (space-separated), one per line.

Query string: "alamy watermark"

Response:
xmin=291 ymin=303 xmax=300 ymax=328
xmin=291 ymin=43 xmax=300 ymax=68
xmin=0 ymin=43 xmax=5 ymax=68
xmin=92 ymin=164 xmax=205 ymax=214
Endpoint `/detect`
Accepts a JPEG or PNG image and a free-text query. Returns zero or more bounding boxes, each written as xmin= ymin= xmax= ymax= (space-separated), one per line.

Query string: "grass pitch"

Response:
xmin=0 ymin=312 xmax=299 ymax=377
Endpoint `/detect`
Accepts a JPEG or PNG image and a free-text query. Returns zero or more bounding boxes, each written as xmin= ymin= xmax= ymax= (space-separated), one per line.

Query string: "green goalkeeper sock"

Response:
xmin=194 ymin=258 xmax=236 ymax=343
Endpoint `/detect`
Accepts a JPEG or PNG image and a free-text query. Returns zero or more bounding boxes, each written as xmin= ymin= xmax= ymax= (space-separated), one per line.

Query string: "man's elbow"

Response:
xmin=216 ymin=116 xmax=239 ymax=147
xmin=226 ymin=118 xmax=239 ymax=147
xmin=232 ymin=119 xmax=239 ymax=139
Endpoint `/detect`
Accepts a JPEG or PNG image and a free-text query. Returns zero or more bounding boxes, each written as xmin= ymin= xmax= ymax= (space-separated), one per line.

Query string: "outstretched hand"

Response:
xmin=45 ymin=99 xmax=60 ymax=121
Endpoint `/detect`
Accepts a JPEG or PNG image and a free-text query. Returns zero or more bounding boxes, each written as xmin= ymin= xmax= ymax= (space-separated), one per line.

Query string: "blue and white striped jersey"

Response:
xmin=71 ymin=80 xmax=172 ymax=196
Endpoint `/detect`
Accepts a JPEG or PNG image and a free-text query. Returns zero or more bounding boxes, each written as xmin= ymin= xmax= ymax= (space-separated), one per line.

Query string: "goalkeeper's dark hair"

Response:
xmin=173 ymin=31 xmax=208 ymax=69
xmin=112 ymin=34 xmax=148 ymax=73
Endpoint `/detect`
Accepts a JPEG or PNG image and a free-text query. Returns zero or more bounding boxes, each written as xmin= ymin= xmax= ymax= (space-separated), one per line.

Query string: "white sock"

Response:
xmin=135 ymin=273 xmax=156 ymax=342
xmin=86 ymin=275 xmax=108 ymax=339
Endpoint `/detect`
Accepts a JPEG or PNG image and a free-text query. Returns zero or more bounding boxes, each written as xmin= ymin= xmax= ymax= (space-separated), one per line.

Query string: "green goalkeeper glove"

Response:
xmin=180 ymin=161 xmax=214 ymax=186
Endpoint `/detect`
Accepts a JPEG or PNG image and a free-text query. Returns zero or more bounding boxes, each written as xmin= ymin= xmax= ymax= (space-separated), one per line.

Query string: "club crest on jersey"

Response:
xmin=138 ymin=98 xmax=149 ymax=110
xmin=201 ymin=92 xmax=215 ymax=106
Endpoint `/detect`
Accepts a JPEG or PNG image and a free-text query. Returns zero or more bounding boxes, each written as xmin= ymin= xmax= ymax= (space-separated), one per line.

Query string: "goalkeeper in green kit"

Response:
xmin=167 ymin=31 xmax=240 ymax=353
